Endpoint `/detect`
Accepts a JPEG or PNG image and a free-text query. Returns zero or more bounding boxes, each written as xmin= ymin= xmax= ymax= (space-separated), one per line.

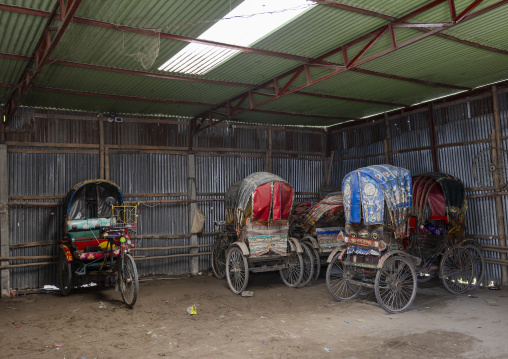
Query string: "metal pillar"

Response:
xmin=188 ymin=153 xmax=198 ymax=275
xmin=0 ymin=144 xmax=9 ymax=296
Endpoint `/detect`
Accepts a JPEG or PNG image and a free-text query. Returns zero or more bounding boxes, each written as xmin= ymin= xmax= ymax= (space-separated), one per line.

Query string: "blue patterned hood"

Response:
xmin=342 ymin=165 xmax=412 ymax=226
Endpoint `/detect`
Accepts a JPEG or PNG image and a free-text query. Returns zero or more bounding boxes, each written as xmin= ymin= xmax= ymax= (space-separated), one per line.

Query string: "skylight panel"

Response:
xmin=158 ymin=0 xmax=313 ymax=75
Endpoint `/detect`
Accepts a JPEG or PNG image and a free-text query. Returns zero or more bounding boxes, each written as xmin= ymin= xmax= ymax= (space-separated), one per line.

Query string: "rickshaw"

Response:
xmin=290 ymin=193 xmax=345 ymax=285
xmin=58 ymin=179 xmax=139 ymax=308
xmin=211 ymin=172 xmax=304 ymax=294
xmin=405 ymin=172 xmax=484 ymax=293
xmin=326 ymin=165 xmax=419 ymax=314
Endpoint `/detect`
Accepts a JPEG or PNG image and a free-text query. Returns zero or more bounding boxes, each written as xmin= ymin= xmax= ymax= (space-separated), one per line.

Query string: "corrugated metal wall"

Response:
xmin=329 ymin=90 xmax=508 ymax=285
xmin=3 ymin=110 xmax=325 ymax=289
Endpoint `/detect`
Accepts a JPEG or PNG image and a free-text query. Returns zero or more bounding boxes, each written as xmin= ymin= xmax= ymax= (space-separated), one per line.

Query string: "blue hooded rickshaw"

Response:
xmin=325 ymin=165 xmax=420 ymax=314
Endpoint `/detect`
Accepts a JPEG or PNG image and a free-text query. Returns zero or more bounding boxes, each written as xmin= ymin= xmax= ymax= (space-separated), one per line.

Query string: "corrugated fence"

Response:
xmin=2 ymin=110 xmax=325 ymax=289
xmin=329 ymin=87 xmax=508 ymax=285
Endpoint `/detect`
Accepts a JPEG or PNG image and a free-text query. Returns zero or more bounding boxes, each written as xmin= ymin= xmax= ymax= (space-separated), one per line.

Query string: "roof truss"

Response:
xmin=2 ymin=0 xmax=83 ymax=122
xmin=193 ymin=0 xmax=501 ymax=132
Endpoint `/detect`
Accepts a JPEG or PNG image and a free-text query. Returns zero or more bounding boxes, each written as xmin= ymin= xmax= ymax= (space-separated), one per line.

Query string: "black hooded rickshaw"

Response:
xmin=58 ymin=179 xmax=139 ymax=307
xmin=405 ymin=172 xmax=484 ymax=293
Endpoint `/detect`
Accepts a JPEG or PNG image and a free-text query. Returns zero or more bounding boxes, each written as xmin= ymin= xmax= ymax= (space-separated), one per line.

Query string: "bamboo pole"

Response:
xmin=384 ymin=113 xmax=393 ymax=165
xmin=105 ymin=148 xmax=110 ymax=180
xmin=428 ymin=103 xmax=439 ymax=172
xmin=325 ymin=151 xmax=334 ymax=187
xmin=134 ymin=252 xmax=211 ymax=261
xmin=491 ymin=85 xmax=508 ymax=285
xmin=266 ymin=124 xmax=272 ymax=173
xmin=99 ymin=114 xmax=105 ymax=179
xmin=0 ymin=252 xmax=213 ymax=269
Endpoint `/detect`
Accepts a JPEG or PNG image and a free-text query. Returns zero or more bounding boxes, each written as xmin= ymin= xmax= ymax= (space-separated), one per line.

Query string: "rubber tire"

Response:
xmin=226 ymin=246 xmax=249 ymax=295
xmin=375 ymin=256 xmax=417 ymax=314
xmin=58 ymin=248 xmax=72 ymax=296
xmin=440 ymin=247 xmax=474 ymax=294
xmin=311 ymin=248 xmax=322 ymax=284
xmin=211 ymin=235 xmax=228 ymax=280
xmin=326 ymin=252 xmax=361 ymax=301
xmin=120 ymin=254 xmax=139 ymax=308
xmin=463 ymin=244 xmax=485 ymax=291
xmin=298 ymin=242 xmax=315 ymax=287
xmin=280 ymin=239 xmax=304 ymax=288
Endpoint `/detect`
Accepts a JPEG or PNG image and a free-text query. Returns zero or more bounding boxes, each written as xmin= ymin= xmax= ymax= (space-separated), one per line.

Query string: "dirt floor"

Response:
xmin=1 ymin=271 xmax=507 ymax=359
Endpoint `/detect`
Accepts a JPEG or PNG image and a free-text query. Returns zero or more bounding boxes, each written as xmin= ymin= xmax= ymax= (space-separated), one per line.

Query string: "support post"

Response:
xmin=321 ymin=130 xmax=326 ymax=182
xmin=266 ymin=125 xmax=272 ymax=173
xmin=0 ymin=143 xmax=9 ymax=297
xmin=99 ymin=114 xmax=105 ymax=179
xmin=384 ymin=113 xmax=393 ymax=165
xmin=104 ymin=148 xmax=110 ymax=181
xmin=491 ymin=86 xmax=508 ymax=285
xmin=428 ymin=103 xmax=439 ymax=171
xmin=188 ymin=153 xmax=198 ymax=276
xmin=325 ymin=151 xmax=334 ymax=188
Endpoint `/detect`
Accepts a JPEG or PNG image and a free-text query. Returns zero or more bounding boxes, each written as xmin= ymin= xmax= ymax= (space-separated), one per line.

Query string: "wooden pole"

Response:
xmin=325 ymin=151 xmax=334 ymax=187
xmin=99 ymin=114 xmax=105 ymax=179
xmin=384 ymin=113 xmax=393 ymax=165
xmin=428 ymin=103 xmax=439 ymax=171
xmin=0 ymin=143 xmax=9 ymax=296
xmin=188 ymin=152 xmax=198 ymax=276
xmin=321 ymin=130 xmax=326 ymax=182
xmin=266 ymin=124 xmax=272 ymax=173
xmin=491 ymin=86 xmax=508 ymax=285
xmin=104 ymin=148 xmax=110 ymax=181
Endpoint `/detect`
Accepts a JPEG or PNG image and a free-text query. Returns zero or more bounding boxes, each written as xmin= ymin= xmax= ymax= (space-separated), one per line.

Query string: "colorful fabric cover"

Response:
xmin=301 ymin=193 xmax=344 ymax=232
xmin=316 ymin=227 xmax=344 ymax=250
xmin=74 ymin=249 xmax=121 ymax=261
xmin=343 ymin=165 xmax=412 ymax=227
xmin=67 ymin=217 xmax=112 ymax=231
xmin=225 ymin=172 xmax=294 ymax=223
xmin=412 ymin=172 xmax=467 ymax=225
xmin=241 ymin=219 xmax=288 ymax=256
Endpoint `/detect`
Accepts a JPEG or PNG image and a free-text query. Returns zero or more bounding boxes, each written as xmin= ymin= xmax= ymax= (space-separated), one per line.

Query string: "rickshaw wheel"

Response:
xmin=440 ymin=246 xmax=474 ymax=294
xmin=211 ymin=235 xmax=229 ymax=280
xmin=375 ymin=256 xmax=417 ymax=314
xmin=311 ymin=248 xmax=321 ymax=283
xmin=463 ymin=244 xmax=485 ymax=291
xmin=298 ymin=242 xmax=315 ymax=287
xmin=58 ymin=248 xmax=72 ymax=296
xmin=326 ymin=252 xmax=361 ymax=301
xmin=226 ymin=246 xmax=249 ymax=294
xmin=120 ymin=254 xmax=139 ymax=308
xmin=280 ymin=240 xmax=304 ymax=287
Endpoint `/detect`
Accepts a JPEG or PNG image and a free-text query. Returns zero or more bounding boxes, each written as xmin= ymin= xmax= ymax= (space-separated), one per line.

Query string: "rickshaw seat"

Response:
xmin=73 ymin=248 xmax=121 ymax=261
xmin=429 ymin=215 xmax=448 ymax=224
xmin=409 ymin=217 xmax=417 ymax=232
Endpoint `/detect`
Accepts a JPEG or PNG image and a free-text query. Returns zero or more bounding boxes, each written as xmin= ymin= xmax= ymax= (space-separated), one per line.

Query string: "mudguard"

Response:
xmin=377 ymin=250 xmax=421 ymax=268
xmin=60 ymin=244 xmax=73 ymax=262
xmin=327 ymin=247 xmax=346 ymax=263
xmin=288 ymin=237 xmax=303 ymax=253
xmin=302 ymin=235 xmax=319 ymax=250
xmin=230 ymin=242 xmax=250 ymax=256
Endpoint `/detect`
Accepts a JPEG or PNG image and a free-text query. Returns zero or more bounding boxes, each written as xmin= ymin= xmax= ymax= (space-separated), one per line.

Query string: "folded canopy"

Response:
xmin=412 ymin=172 xmax=466 ymax=223
xmin=225 ymin=172 xmax=293 ymax=222
xmin=63 ymin=179 xmax=124 ymax=220
xmin=342 ymin=165 xmax=412 ymax=226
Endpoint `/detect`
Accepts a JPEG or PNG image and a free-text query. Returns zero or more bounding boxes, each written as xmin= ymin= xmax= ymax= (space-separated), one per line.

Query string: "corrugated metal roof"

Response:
xmin=1 ymin=0 xmax=508 ymax=126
